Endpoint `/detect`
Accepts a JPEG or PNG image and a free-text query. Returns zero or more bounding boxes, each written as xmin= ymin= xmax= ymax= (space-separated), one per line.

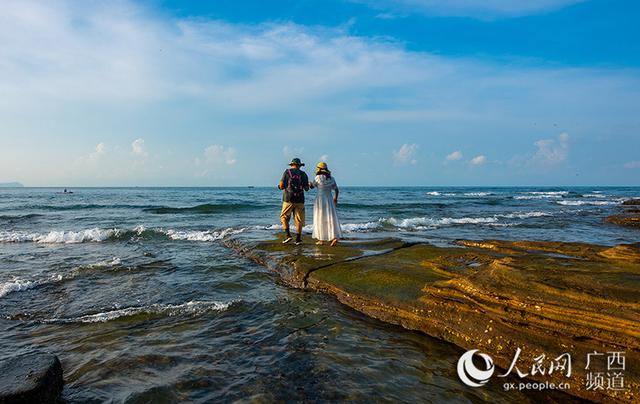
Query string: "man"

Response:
xmin=278 ymin=158 xmax=310 ymax=245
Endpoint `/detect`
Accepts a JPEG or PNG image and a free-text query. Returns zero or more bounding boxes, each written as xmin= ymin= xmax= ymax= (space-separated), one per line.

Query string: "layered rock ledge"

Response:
xmin=224 ymin=236 xmax=640 ymax=403
xmin=607 ymin=199 xmax=640 ymax=229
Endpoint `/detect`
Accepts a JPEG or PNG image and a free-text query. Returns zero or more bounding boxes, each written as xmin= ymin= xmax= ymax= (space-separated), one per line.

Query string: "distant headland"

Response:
xmin=0 ymin=182 xmax=24 ymax=188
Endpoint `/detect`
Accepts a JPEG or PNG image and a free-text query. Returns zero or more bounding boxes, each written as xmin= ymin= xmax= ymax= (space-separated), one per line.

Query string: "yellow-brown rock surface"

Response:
xmin=225 ymin=236 xmax=640 ymax=402
xmin=607 ymin=199 xmax=640 ymax=228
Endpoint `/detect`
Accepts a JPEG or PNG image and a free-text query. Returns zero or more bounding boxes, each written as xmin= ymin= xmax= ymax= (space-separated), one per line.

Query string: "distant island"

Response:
xmin=0 ymin=182 xmax=24 ymax=188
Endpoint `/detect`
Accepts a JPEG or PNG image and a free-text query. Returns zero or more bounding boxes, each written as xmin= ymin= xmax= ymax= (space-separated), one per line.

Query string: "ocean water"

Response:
xmin=0 ymin=186 xmax=638 ymax=403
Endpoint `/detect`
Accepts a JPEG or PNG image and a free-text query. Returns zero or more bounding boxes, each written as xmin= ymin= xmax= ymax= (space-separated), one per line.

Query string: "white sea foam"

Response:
xmin=0 ymin=273 xmax=64 ymax=299
xmin=463 ymin=192 xmax=492 ymax=197
xmin=341 ymin=222 xmax=381 ymax=232
xmin=47 ymin=300 xmax=236 ymax=323
xmin=86 ymin=257 xmax=122 ymax=269
xmin=260 ymin=211 xmax=552 ymax=233
xmin=259 ymin=224 xmax=282 ymax=230
xmin=0 ymin=279 xmax=36 ymax=298
xmin=515 ymin=191 xmax=568 ymax=200
xmin=500 ymin=211 xmax=551 ymax=219
xmin=0 ymin=228 xmax=117 ymax=243
xmin=0 ymin=225 xmax=244 ymax=244
xmin=425 ymin=191 xmax=455 ymax=197
xmin=556 ymin=200 xmax=621 ymax=206
xmin=337 ymin=211 xmax=551 ymax=232
xmin=164 ymin=227 xmax=245 ymax=242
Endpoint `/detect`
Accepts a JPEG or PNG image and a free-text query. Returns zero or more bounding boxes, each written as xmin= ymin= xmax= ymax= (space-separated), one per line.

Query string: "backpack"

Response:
xmin=287 ymin=169 xmax=304 ymax=199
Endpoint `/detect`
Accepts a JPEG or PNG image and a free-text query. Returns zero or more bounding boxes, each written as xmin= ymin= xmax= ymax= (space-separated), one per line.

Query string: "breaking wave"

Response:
xmin=463 ymin=192 xmax=493 ymax=197
xmin=0 ymin=226 xmax=245 ymax=244
xmin=258 ymin=211 xmax=552 ymax=233
xmin=0 ymin=228 xmax=119 ymax=243
xmin=0 ymin=278 xmax=37 ymax=298
xmin=161 ymin=227 xmax=245 ymax=241
xmin=515 ymin=191 xmax=569 ymax=200
xmin=556 ymin=200 xmax=622 ymax=206
xmin=44 ymin=300 xmax=237 ymax=324
xmin=0 ymin=274 xmax=64 ymax=299
xmin=0 ymin=257 xmax=174 ymax=300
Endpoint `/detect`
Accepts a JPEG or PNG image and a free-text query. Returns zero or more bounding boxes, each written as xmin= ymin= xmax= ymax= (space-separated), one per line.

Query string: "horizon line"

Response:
xmin=3 ymin=184 xmax=640 ymax=189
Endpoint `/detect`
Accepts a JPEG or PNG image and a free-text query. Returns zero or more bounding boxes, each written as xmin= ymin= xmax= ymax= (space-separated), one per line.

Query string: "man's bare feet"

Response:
xmin=331 ymin=239 xmax=338 ymax=246
xmin=316 ymin=241 xmax=324 ymax=245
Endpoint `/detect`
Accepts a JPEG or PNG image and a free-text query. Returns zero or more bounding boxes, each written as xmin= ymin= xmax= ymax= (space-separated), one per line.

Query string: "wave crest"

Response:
xmin=46 ymin=300 xmax=237 ymax=323
xmin=0 ymin=226 xmax=245 ymax=244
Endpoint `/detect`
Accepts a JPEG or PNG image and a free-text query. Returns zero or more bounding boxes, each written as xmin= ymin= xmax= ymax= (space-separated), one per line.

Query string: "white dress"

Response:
xmin=312 ymin=175 xmax=342 ymax=241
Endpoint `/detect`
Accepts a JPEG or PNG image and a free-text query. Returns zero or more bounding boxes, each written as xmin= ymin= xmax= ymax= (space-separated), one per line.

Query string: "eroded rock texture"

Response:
xmin=607 ymin=199 xmax=640 ymax=228
xmin=225 ymin=236 xmax=640 ymax=403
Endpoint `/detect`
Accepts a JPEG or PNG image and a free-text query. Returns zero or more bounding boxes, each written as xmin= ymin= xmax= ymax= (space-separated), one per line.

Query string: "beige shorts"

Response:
xmin=280 ymin=202 xmax=305 ymax=229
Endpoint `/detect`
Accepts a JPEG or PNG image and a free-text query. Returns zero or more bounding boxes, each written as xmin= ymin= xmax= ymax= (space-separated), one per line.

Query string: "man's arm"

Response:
xmin=302 ymin=172 xmax=310 ymax=191
xmin=278 ymin=170 xmax=288 ymax=190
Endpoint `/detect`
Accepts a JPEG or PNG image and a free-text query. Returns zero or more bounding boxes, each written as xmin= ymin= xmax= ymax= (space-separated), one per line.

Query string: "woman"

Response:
xmin=311 ymin=162 xmax=342 ymax=246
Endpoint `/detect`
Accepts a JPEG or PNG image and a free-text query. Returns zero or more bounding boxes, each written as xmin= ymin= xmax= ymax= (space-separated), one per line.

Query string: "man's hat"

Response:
xmin=289 ymin=158 xmax=305 ymax=166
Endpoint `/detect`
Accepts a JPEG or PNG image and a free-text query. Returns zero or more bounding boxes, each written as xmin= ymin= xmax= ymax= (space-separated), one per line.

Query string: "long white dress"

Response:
xmin=312 ymin=175 xmax=342 ymax=241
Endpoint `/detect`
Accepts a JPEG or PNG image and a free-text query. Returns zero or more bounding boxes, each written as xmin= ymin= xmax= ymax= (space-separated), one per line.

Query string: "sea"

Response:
xmin=1 ymin=186 xmax=638 ymax=403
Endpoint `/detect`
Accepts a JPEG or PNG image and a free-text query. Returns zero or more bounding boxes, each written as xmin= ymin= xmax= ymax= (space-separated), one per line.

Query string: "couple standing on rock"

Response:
xmin=278 ymin=158 xmax=342 ymax=246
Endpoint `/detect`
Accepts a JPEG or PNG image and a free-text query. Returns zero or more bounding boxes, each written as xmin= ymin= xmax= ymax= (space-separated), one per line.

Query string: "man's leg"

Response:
xmin=293 ymin=203 xmax=305 ymax=244
xmin=280 ymin=202 xmax=293 ymax=243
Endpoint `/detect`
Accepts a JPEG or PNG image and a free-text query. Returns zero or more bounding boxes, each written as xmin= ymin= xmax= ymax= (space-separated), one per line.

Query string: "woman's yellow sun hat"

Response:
xmin=316 ymin=161 xmax=331 ymax=174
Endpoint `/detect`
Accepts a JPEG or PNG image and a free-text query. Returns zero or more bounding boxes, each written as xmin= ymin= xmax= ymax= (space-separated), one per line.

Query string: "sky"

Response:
xmin=0 ymin=0 xmax=639 ymax=186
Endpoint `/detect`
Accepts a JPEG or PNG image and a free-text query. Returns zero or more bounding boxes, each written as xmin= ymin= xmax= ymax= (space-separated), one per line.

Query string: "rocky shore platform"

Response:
xmin=224 ymin=235 xmax=639 ymax=403
xmin=607 ymin=199 xmax=640 ymax=228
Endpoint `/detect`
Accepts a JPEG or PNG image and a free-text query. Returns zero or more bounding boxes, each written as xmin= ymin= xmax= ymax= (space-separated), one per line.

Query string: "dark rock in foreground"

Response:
xmin=225 ymin=236 xmax=640 ymax=403
xmin=0 ymin=352 xmax=63 ymax=404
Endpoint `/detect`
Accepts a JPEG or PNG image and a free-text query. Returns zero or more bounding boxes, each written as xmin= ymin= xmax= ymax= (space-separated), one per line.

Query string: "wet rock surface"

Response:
xmin=0 ymin=352 xmax=63 ymax=404
xmin=225 ymin=235 xmax=640 ymax=403
xmin=607 ymin=200 xmax=640 ymax=228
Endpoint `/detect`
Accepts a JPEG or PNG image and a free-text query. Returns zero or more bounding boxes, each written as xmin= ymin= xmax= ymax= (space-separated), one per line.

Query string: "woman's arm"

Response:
xmin=333 ymin=187 xmax=339 ymax=205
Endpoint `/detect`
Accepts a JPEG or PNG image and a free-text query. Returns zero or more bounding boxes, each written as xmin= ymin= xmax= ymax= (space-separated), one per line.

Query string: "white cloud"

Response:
xmin=531 ymin=132 xmax=569 ymax=166
xmin=131 ymin=138 xmax=148 ymax=158
xmin=95 ymin=143 xmax=106 ymax=155
xmin=199 ymin=145 xmax=237 ymax=166
xmin=194 ymin=144 xmax=237 ymax=178
xmin=624 ymin=161 xmax=640 ymax=169
xmin=79 ymin=142 xmax=107 ymax=165
xmin=319 ymin=154 xmax=329 ymax=163
xmin=354 ymin=0 xmax=585 ymax=18
xmin=393 ymin=143 xmax=418 ymax=165
xmin=470 ymin=155 xmax=486 ymax=165
xmin=283 ymin=146 xmax=305 ymax=159
xmin=446 ymin=150 xmax=463 ymax=161
xmin=0 ymin=0 xmax=639 ymax=185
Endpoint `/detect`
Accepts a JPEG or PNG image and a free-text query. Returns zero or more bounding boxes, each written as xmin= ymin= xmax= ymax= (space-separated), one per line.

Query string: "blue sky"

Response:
xmin=0 ymin=0 xmax=639 ymax=186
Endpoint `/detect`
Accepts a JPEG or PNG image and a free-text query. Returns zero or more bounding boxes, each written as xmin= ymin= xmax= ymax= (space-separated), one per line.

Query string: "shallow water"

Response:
xmin=1 ymin=186 xmax=637 ymax=402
